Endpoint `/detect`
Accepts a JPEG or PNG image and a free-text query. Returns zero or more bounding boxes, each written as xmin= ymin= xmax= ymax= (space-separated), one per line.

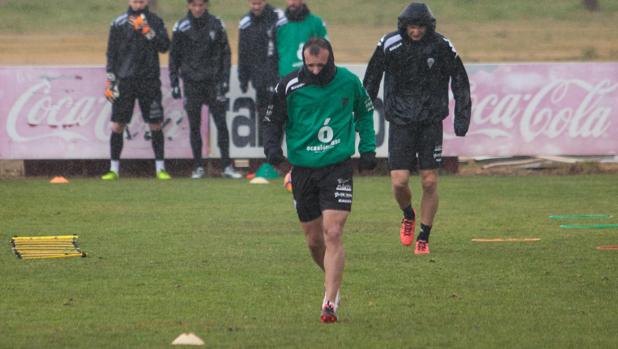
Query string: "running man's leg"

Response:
xmin=391 ymin=170 xmax=412 ymax=210
xmin=321 ymin=209 xmax=348 ymax=304
xmin=416 ymin=121 xmax=443 ymax=244
xmin=388 ymin=124 xmax=417 ymax=219
xmin=301 ymin=216 xmax=325 ymax=271
xmin=419 ymin=169 xmax=439 ymax=226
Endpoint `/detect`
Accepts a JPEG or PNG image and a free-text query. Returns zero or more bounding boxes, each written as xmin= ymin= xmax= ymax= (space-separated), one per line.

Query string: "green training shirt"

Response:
xmin=264 ymin=67 xmax=376 ymax=168
xmin=276 ymin=13 xmax=327 ymax=77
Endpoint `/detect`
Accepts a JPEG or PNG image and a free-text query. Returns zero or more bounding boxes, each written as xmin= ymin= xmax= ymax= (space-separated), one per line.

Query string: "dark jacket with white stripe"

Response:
xmin=363 ymin=28 xmax=471 ymax=134
xmin=169 ymin=11 xmax=231 ymax=88
xmin=106 ymin=7 xmax=170 ymax=80
xmin=237 ymin=5 xmax=283 ymax=90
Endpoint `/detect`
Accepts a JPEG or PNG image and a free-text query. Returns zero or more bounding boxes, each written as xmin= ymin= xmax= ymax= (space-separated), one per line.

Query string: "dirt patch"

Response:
xmin=458 ymin=160 xmax=618 ymax=176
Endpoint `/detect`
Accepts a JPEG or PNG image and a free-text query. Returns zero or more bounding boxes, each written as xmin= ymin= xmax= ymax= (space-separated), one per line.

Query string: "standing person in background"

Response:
xmin=363 ymin=2 xmax=471 ymax=254
xmin=238 ymin=0 xmax=284 ymax=137
xmin=169 ymin=0 xmax=242 ymax=179
xmin=275 ymin=0 xmax=328 ymax=77
xmin=102 ymin=0 xmax=171 ymax=180
xmin=263 ymin=38 xmax=377 ymax=323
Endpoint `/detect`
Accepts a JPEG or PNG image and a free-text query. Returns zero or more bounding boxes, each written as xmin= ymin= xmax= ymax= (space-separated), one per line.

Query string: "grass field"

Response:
xmin=1 ymin=175 xmax=617 ymax=348
xmin=1 ymin=0 xmax=618 ymax=64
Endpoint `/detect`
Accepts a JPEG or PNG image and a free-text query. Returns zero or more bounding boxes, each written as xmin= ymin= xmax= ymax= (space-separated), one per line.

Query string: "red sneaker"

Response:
xmin=415 ymin=240 xmax=430 ymax=255
xmin=320 ymin=302 xmax=337 ymax=323
xmin=400 ymin=217 xmax=415 ymax=246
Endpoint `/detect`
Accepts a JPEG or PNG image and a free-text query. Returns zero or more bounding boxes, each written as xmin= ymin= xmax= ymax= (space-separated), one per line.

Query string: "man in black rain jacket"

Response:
xmin=238 ymin=0 xmax=284 ymax=120
xmin=102 ymin=0 xmax=171 ymax=181
xmin=363 ymin=2 xmax=471 ymax=254
xmin=169 ymin=0 xmax=242 ymax=179
xmin=238 ymin=0 xmax=284 ymax=143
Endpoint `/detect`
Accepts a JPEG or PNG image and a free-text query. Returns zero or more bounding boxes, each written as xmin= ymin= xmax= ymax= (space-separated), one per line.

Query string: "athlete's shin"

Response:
xmin=420 ymin=169 xmax=439 ymax=225
xmin=150 ymin=128 xmax=164 ymax=160
xmin=391 ymin=170 xmax=412 ymax=209
xmin=186 ymin=108 xmax=203 ymax=166
xmin=302 ymin=218 xmax=326 ymax=271
xmin=211 ymin=103 xmax=231 ymax=166
xmin=322 ymin=210 xmax=347 ymax=303
xmin=110 ymin=131 xmax=124 ymax=161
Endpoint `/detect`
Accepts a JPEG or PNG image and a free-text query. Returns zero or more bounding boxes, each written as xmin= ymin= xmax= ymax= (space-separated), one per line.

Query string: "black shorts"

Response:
xmin=291 ymin=160 xmax=353 ymax=223
xmin=388 ymin=121 xmax=443 ymax=171
xmin=111 ymin=78 xmax=164 ymax=124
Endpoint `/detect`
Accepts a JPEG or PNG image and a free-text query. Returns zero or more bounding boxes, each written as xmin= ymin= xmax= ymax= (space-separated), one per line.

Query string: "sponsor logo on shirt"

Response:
xmin=307 ymin=118 xmax=341 ymax=153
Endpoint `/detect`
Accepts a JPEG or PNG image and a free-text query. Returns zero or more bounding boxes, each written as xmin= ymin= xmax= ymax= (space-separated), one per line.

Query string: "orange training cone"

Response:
xmin=50 ymin=176 xmax=69 ymax=184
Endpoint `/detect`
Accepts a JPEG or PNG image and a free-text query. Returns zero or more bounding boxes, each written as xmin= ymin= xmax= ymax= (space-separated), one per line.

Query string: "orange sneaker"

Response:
xmin=415 ymin=240 xmax=430 ymax=255
xmin=320 ymin=302 xmax=337 ymax=323
xmin=400 ymin=217 xmax=415 ymax=246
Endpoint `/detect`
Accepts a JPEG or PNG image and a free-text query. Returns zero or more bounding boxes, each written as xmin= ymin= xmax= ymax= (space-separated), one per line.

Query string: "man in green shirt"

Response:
xmin=275 ymin=0 xmax=328 ymax=77
xmin=263 ymin=38 xmax=376 ymax=323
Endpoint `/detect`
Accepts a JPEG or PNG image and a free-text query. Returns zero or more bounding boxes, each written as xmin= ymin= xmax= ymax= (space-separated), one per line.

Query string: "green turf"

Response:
xmin=1 ymin=0 xmax=617 ymax=33
xmin=0 ymin=175 xmax=617 ymax=348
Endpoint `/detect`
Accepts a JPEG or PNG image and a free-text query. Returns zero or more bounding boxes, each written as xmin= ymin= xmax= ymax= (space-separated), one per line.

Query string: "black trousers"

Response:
xmin=183 ymin=80 xmax=230 ymax=168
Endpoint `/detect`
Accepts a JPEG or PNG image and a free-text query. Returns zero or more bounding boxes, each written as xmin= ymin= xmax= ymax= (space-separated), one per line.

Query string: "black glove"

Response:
xmin=358 ymin=152 xmax=377 ymax=172
xmin=216 ymin=82 xmax=229 ymax=102
xmin=240 ymin=81 xmax=248 ymax=94
xmin=267 ymin=151 xmax=286 ymax=166
xmin=171 ymin=85 xmax=181 ymax=99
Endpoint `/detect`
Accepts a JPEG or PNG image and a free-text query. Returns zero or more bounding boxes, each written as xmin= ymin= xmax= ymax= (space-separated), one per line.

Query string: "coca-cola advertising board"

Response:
xmin=450 ymin=63 xmax=617 ymax=157
xmin=0 ymin=63 xmax=616 ymax=160
xmin=0 ymin=66 xmax=199 ymax=160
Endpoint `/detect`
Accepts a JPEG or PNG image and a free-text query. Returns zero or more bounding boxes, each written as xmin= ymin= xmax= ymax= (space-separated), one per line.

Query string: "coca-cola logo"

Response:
xmin=457 ymin=79 xmax=616 ymax=142
xmin=6 ymin=79 xmax=185 ymax=143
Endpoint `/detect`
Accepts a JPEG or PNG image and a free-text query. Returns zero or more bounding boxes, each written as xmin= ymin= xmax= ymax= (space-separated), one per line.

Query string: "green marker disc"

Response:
xmin=559 ymin=224 xmax=618 ymax=229
xmin=549 ymin=214 xmax=612 ymax=220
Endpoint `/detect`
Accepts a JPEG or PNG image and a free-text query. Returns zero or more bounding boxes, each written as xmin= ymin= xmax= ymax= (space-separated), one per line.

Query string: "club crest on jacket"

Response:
xmin=427 ymin=57 xmax=435 ymax=69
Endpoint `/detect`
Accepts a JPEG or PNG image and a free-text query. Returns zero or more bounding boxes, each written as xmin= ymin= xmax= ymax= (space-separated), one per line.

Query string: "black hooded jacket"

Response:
xmin=363 ymin=3 xmax=471 ymax=135
xmin=106 ymin=7 xmax=170 ymax=80
xmin=169 ymin=11 xmax=231 ymax=88
xmin=238 ymin=4 xmax=284 ymax=89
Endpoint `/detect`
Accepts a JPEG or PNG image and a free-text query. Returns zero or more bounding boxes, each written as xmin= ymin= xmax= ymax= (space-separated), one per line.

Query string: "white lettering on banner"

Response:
xmin=6 ymin=80 xmax=185 ymax=144
xmin=94 ymin=103 xmax=113 ymax=141
xmin=467 ymin=79 xmax=616 ymax=142
xmin=7 ymin=81 xmax=88 ymax=142
xmin=520 ymin=80 xmax=613 ymax=142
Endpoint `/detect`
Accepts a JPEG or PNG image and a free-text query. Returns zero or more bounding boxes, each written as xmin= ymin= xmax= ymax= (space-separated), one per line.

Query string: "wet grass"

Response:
xmin=1 ymin=175 xmax=617 ymax=348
